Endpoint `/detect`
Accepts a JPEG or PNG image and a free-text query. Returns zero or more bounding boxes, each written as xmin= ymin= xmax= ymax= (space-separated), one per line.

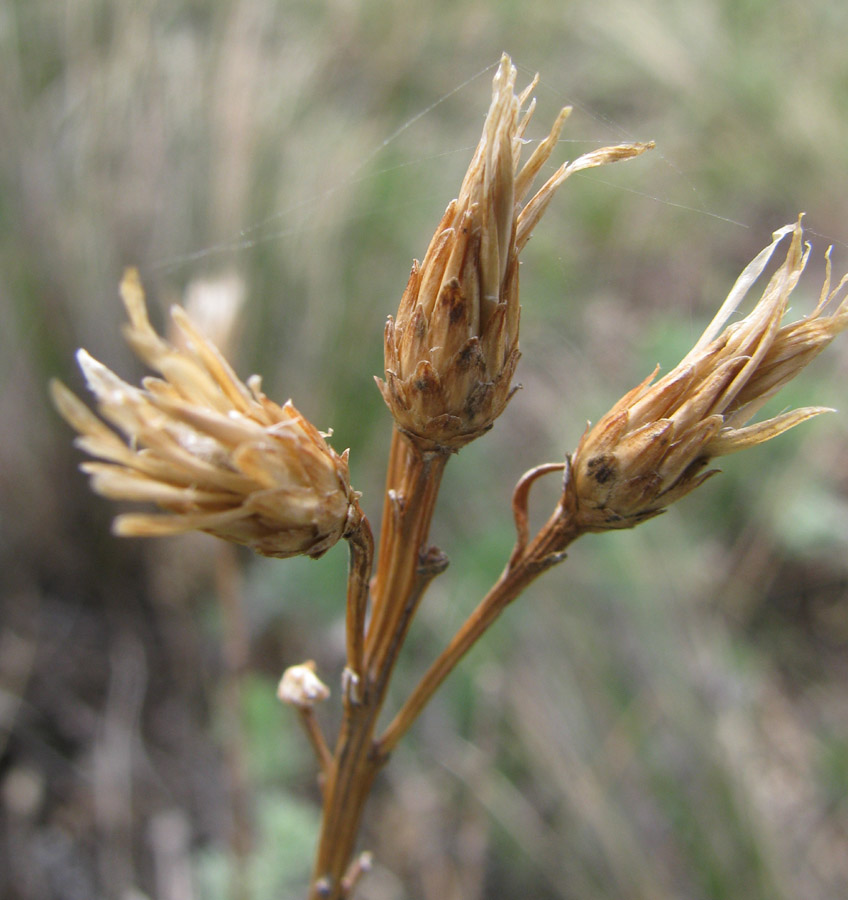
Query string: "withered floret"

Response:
xmin=377 ymin=53 xmax=652 ymax=451
xmin=52 ymin=269 xmax=357 ymax=558
xmin=569 ymin=220 xmax=848 ymax=530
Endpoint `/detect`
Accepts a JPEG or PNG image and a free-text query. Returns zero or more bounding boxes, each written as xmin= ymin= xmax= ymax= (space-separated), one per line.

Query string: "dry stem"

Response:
xmin=343 ymin=506 xmax=374 ymax=702
xmin=379 ymin=490 xmax=581 ymax=756
xmin=307 ymin=448 xmax=582 ymax=898
xmin=297 ymin=707 xmax=334 ymax=782
xmin=308 ymin=428 xmax=449 ymax=899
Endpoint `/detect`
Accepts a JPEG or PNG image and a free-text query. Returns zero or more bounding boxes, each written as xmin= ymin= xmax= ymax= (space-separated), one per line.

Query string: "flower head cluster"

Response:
xmin=378 ymin=53 xmax=652 ymax=451
xmin=569 ymin=220 xmax=848 ymax=530
xmin=51 ymin=269 xmax=356 ymax=558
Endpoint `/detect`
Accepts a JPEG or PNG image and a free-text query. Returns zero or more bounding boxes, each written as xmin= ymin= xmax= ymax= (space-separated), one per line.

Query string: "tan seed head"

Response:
xmin=51 ymin=269 xmax=357 ymax=559
xmin=569 ymin=220 xmax=848 ymax=530
xmin=377 ymin=53 xmax=652 ymax=451
xmin=277 ymin=661 xmax=331 ymax=709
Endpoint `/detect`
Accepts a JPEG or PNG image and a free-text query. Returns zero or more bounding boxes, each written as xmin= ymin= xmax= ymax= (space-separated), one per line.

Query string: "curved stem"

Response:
xmin=510 ymin=461 xmax=566 ymax=564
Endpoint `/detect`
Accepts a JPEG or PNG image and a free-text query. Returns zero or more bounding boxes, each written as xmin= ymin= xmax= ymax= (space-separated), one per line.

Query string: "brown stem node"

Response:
xmin=312 ymin=877 xmax=332 ymax=898
xmin=418 ymin=546 xmax=450 ymax=577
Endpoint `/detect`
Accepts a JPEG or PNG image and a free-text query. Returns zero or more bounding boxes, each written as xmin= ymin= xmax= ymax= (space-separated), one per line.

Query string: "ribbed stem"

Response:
xmin=307 ymin=446 xmax=579 ymax=898
xmin=307 ymin=429 xmax=448 ymax=899
xmin=343 ymin=508 xmax=374 ymax=701
xmin=365 ymin=431 xmax=449 ymax=676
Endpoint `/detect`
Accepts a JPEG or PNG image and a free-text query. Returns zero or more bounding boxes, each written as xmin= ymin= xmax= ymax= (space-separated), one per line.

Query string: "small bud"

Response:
xmin=569 ymin=219 xmax=848 ymax=530
xmin=51 ymin=269 xmax=357 ymax=559
xmin=377 ymin=53 xmax=651 ymax=451
xmin=277 ymin=661 xmax=330 ymax=708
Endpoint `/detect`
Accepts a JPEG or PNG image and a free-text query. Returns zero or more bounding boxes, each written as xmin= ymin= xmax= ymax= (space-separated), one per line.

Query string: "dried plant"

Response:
xmin=377 ymin=60 xmax=650 ymax=451
xmin=51 ymin=54 xmax=848 ymax=899
xmin=570 ymin=220 xmax=848 ymax=531
xmin=50 ymin=268 xmax=360 ymax=560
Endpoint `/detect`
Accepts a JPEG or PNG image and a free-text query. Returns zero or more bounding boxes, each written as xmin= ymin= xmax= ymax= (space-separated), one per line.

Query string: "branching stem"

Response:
xmin=307 ymin=443 xmax=580 ymax=898
xmin=379 ymin=494 xmax=580 ymax=756
xmin=307 ymin=429 xmax=449 ymax=899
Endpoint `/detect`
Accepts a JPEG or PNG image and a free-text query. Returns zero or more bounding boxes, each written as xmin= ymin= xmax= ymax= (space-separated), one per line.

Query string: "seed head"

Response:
xmin=569 ymin=220 xmax=848 ymax=530
xmin=51 ymin=269 xmax=357 ymax=559
xmin=277 ymin=661 xmax=331 ymax=708
xmin=377 ymin=53 xmax=652 ymax=451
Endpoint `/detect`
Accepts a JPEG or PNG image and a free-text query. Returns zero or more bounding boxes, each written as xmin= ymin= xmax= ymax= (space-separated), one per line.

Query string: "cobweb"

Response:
xmin=146 ymin=57 xmax=841 ymax=280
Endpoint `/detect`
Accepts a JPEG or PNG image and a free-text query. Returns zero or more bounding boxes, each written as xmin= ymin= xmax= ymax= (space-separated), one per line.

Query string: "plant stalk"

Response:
xmin=378 ymin=496 xmax=581 ymax=755
xmin=308 ymin=429 xmax=448 ymax=899
xmin=343 ymin=508 xmax=374 ymax=702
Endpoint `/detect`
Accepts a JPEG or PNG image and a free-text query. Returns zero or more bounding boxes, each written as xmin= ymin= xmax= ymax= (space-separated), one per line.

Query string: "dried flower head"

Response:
xmin=569 ymin=220 xmax=848 ymax=531
xmin=51 ymin=269 xmax=357 ymax=558
xmin=277 ymin=661 xmax=331 ymax=708
xmin=377 ymin=53 xmax=653 ymax=451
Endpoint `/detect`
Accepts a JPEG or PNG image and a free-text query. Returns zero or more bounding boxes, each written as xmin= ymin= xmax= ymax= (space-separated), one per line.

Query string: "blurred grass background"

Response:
xmin=2 ymin=0 xmax=848 ymax=898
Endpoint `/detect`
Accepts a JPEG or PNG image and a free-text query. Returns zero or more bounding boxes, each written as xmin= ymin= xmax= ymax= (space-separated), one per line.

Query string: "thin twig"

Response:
xmin=343 ymin=507 xmax=374 ymax=704
xmin=510 ymin=462 xmax=566 ymax=565
xmin=378 ymin=501 xmax=581 ymax=756
xmin=297 ymin=707 xmax=334 ymax=781
xmin=341 ymin=852 xmax=373 ymax=896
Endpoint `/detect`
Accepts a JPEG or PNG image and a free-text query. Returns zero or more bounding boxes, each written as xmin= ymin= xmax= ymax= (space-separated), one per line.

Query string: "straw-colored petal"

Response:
xmin=169 ymin=305 xmax=257 ymax=415
xmin=151 ymin=397 xmax=267 ymax=449
xmin=114 ymin=506 xmax=249 ymax=537
xmin=684 ymin=222 xmax=800 ymax=358
xmin=706 ymin=407 xmax=834 ymax=456
xmin=51 ymin=379 xmax=139 ymax=463
xmin=514 ymin=106 xmax=572 ymax=204
xmin=82 ymin=462 xmax=235 ymax=505
xmin=516 ymin=142 xmax=653 ymax=251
